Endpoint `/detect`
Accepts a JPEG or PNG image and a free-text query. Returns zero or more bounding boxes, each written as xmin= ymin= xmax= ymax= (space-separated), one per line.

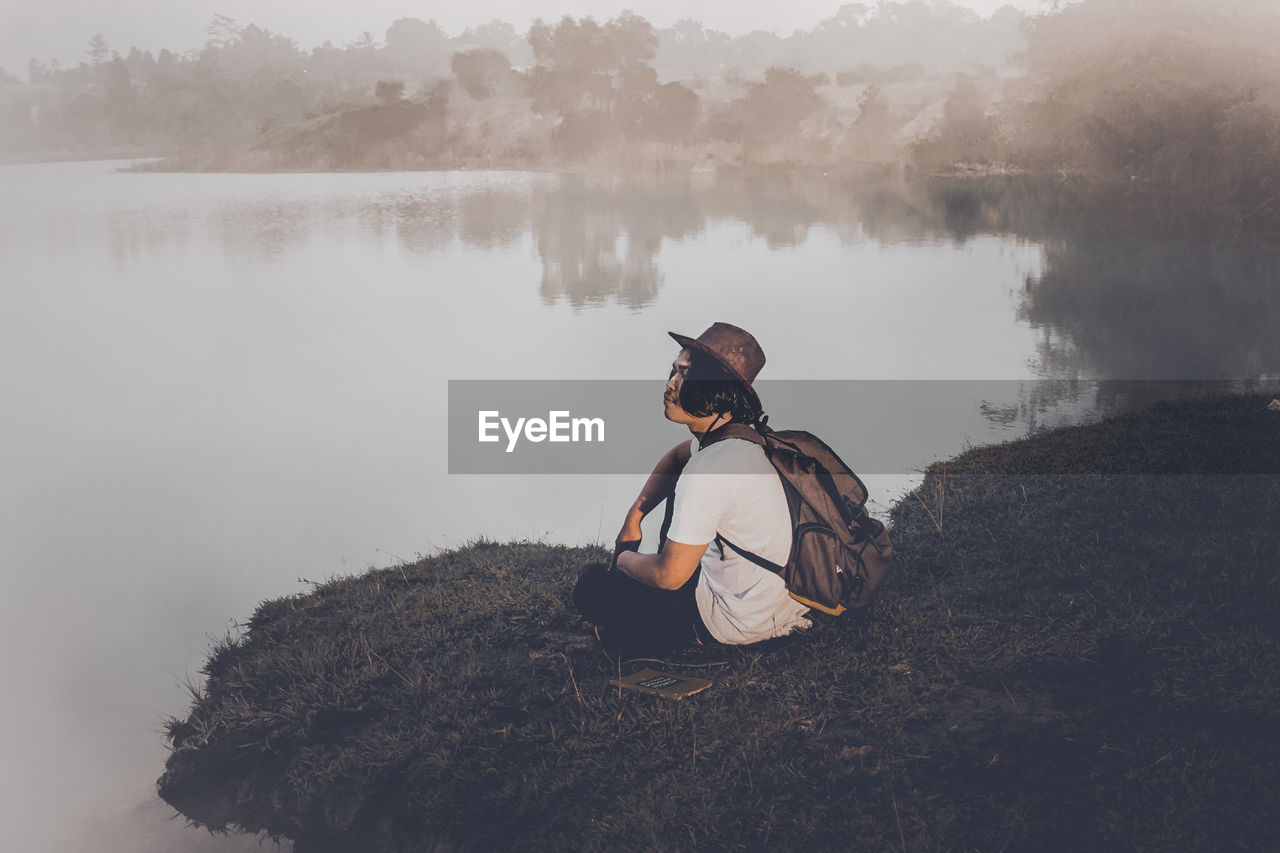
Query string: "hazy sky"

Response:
xmin=2 ymin=0 xmax=1048 ymax=76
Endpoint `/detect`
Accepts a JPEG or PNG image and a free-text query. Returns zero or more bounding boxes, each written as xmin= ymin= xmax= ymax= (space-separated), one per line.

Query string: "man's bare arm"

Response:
xmin=615 ymin=440 xmax=693 ymax=547
xmin=615 ymin=539 xmax=707 ymax=590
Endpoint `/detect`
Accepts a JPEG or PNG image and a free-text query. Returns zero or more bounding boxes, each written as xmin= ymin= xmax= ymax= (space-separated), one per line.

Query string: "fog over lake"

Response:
xmin=2 ymin=159 xmax=1276 ymax=850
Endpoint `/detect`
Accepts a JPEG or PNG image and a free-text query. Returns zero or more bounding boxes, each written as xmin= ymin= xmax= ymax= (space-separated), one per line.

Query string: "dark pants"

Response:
xmin=573 ymin=563 xmax=712 ymax=656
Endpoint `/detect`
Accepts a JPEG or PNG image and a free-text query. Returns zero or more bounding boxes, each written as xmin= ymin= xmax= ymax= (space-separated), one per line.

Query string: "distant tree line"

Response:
xmin=0 ymin=15 xmax=530 ymax=152
xmin=913 ymin=0 xmax=1280 ymax=217
xmin=1 ymin=0 xmax=1277 ymax=220
xmin=0 ymin=3 xmax=1024 ymax=160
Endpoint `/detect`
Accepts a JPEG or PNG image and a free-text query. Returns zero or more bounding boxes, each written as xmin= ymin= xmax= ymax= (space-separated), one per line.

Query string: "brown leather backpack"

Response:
xmin=694 ymin=420 xmax=894 ymax=615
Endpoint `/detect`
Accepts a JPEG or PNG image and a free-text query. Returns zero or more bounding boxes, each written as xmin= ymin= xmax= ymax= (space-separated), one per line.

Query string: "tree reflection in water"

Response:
xmin=531 ymin=177 xmax=702 ymax=309
xmin=189 ymin=171 xmax=1278 ymax=422
xmin=527 ymin=172 xmax=1280 ymax=429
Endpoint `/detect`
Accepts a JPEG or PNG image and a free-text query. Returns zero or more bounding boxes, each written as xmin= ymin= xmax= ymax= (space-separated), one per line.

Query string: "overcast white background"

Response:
xmin=2 ymin=0 xmax=1048 ymax=78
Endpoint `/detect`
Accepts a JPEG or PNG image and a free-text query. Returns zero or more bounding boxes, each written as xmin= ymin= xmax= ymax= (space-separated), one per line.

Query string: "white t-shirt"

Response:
xmin=665 ymin=437 xmax=812 ymax=644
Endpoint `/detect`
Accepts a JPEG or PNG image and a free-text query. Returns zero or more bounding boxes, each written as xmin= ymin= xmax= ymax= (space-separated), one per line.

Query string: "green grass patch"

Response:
xmin=160 ymin=394 xmax=1280 ymax=851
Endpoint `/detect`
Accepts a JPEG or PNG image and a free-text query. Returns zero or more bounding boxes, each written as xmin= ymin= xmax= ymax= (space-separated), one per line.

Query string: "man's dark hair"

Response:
xmin=678 ymin=349 xmax=764 ymax=423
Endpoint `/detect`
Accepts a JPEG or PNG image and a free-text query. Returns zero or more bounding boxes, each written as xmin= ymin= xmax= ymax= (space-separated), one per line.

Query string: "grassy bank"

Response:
xmin=159 ymin=394 xmax=1280 ymax=851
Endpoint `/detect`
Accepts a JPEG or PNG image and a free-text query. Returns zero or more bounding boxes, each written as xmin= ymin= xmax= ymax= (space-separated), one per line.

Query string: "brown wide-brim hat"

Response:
xmin=668 ymin=322 xmax=764 ymax=409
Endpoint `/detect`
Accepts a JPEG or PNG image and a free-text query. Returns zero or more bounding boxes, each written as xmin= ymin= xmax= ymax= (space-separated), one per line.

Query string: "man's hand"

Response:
xmin=609 ymin=533 xmax=642 ymax=570
xmin=616 ymin=517 xmax=643 ymax=550
xmin=607 ymin=440 xmax=691 ymax=571
xmin=609 ymin=509 xmax=645 ymax=570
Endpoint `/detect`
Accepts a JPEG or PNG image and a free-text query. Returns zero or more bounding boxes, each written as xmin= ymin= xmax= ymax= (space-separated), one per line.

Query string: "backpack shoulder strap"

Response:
xmin=694 ymin=420 xmax=796 ymax=574
xmin=714 ymin=533 xmax=786 ymax=574
xmin=700 ymin=421 xmax=791 ymax=574
xmin=698 ymin=421 xmax=765 ymax=449
xmin=661 ymin=422 xmax=761 ymax=547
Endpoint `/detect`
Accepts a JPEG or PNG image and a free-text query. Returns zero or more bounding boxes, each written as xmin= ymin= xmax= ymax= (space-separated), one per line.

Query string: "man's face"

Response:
xmin=663 ymin=349 xmax=694 ymax=424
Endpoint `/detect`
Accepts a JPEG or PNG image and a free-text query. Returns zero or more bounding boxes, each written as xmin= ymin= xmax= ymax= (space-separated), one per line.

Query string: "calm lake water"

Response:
xmin=1 ymin=160 xmax=1276 ymax=850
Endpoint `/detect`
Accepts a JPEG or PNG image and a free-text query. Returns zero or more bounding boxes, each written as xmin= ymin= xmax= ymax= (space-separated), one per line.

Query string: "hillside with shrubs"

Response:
xmin=3 ymin=1 xmax=1277 ymax=220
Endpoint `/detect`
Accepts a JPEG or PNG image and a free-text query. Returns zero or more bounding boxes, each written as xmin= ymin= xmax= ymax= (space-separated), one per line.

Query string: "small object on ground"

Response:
xmin=1268 ymin=399 xmax=1280 ymax=412
xmin=610 ymin=667 xmax=713 ymax=700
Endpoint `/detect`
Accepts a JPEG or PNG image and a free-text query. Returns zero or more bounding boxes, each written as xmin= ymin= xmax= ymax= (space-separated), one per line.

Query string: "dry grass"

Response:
xmin=160 ymin=393 xmax=1280 ymax=851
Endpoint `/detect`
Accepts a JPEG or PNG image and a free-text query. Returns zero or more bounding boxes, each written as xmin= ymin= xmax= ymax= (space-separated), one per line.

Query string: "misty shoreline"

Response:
xmin=125 ymin=145 xmax=1028 ymax=180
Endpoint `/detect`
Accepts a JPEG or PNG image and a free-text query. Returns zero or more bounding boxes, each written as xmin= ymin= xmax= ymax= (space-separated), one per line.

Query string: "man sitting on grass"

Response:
xmin=573 ymin=322 xmax=811 ymax=656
